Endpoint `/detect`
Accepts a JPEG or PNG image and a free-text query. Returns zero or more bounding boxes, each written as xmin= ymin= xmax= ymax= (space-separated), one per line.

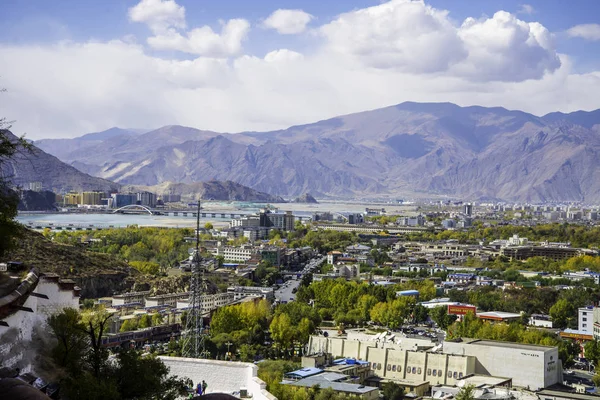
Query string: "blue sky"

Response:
xmin=1 ymin=0 xmax=599 ymax=138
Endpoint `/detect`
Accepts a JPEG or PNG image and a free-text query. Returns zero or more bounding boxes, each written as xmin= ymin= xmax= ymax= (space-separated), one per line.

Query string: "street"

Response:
xmin=275 ymin=256 xmax=325 ymax=303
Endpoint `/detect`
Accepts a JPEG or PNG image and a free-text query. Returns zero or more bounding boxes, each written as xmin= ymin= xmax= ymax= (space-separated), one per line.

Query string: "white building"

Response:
xmin=443 ymin=339 xmax=561 ymax=390
xmin=227 ymin=286 xmax=274 ymax=301
xmin=333 ymin=264 xmax=360 ymax=279
xmin=579 ymin=306 xmax=594 ymax=335
xmin=230 ymin=216 xmax=260 ymax=228
xmin=0 ymin=272 xmax=81 ymax=372
xmin=175 ymin=292 xmax=236 ymax=311
xmin=212 ymin=244 xmax=258 ymax=262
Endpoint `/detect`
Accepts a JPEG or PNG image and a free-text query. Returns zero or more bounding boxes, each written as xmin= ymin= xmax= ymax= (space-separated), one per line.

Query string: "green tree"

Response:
xmin=120 ymin=318 xmax=139 ymax=332
xmin=455 ymin=384 xmax=476 ymax=400
xmin=129 ymin=260 xmax=160 ymax=275
xmin=382 ymin=381 xmax=405 ymax=400
xmin=585 ymin=340 xmax=600 ymax=367
xmin=431 ymin=306 xmax=457 ymax=330
xmin=270 ymin=313 xmax=294 ymax=349
xmin=47 ymin=307 xmax=88 ymax=373
xmin=151 ymin=313 xmax=164 ymax=326
xmin=549 ymin=298 xmax=576 ymax=329
xmin=413 ymin=304 xmax=429 ymax=324
xmin=139 ymin=314 xmax=152 ymax=329
xmin=116 ymin=349 xmax=191 ymax=400
xmin=593 ymin=372 xmax=600 ymax=388
xmin=204 ymin=222 xmax=214 ymax=230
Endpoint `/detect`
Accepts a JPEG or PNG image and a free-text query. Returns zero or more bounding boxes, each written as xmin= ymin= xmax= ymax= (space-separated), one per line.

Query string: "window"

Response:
xmin=406 ymin=366 xmax=411 ymax=374
xmin=387 ymin=364 xmax=391 ymax=371
xmin=392 ymin=365 xmax=396 ymax=372
xmin=453 ymin=372 xmax=458 ymax=379
xmin=377 ymin=363 xmax=382 ymax=371
xmin=417 ymin=367 xmax=422 ymax=374
xmin=427 ymin=369 xmax=431 ymax=376
xmin=459 ymin=372 xmax=463 ymax=378
xmin=398 ymin=366 xmax=402 ymax=373
xmin=448 ymin=371 xmax=452 ymax=378
xmin=584 ymin=317 xmax=587 ymax=321
xmin=412 ymin=367 xmax=416 ymax=374
xmin=433 ymin=370 xmax=437 ymax=377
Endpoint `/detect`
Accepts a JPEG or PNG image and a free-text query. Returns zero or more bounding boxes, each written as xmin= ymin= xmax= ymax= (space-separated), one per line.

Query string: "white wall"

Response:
xmin=159 ymin=357 xmax=275 ymax=400
xmin=0 ymin=277 xmax=80 ymax=372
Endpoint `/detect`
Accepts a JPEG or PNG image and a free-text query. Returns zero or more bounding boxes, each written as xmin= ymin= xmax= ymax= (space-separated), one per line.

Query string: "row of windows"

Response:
xmin=370 ymin=362 xmax=463 ymax=380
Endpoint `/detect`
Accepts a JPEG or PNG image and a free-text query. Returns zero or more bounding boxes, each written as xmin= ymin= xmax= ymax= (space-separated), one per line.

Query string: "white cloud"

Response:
xmin=263 ymin=9 xmax=314 ymax=34
xmin=456 ymin=12 xmax=560 ymax=81
xmin=567 ymin=24 xmax=600 ymax=41
xmin=319 ymin=0 xmax=560 ymax=81
xmin=1 ymin=0 xmax=599 ymax=140
xmin=128 ymin=0 xmax=186 ymax=33
xmin=319 ymin=0 xmax=466 ymax=72
xmin=147 ymin=19 xmax=251 ymax=57
xmin=517 ymin=4 xmax=535 ymax=15
xmin=129 ymin=0 xmax=250 ymax=57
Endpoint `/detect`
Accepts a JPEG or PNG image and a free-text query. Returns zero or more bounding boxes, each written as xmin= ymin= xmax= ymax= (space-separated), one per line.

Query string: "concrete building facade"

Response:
xmin=443 ymin=339 xmax=561 ymax=390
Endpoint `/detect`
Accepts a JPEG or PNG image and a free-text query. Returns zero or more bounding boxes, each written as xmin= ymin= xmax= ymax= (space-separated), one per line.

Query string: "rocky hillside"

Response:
xmin=35 ymin=103 xmax=600 ymax=202
xmin=17 ymin=190 xmax=57 ymax=211
xmin=0 ymin=227 xmax=137 ymax=298
xmin=293 ymin=193 xmax=318 ymax=203
xmin=121 ymin=180 xmax=285 ymax=202
xmin=2 ymin=130 xmax=120 ymax=193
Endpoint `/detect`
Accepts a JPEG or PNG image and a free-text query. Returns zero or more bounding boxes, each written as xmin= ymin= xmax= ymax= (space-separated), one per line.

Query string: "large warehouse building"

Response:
xmin=443 ymin=339 xmax=562 ymax=390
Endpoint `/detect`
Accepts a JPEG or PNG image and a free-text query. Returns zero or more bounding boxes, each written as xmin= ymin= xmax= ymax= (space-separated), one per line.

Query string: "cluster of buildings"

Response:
xmin=220 ymin=209 xmax=296 ymax=241
xmin=294 ymin=329 xmax=572 ymax=400
xmin=60 ymin=190 xmax=180 ymax=208
xmin=98 ymin=286 xmax=274 ymax=335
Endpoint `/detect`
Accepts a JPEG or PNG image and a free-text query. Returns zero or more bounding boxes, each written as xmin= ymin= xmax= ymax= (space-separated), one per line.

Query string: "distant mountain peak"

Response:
xmin=33 ymin=101 xmax=600 ymax=202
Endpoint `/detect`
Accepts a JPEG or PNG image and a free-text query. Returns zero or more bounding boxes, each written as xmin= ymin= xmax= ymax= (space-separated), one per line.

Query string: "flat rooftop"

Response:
xmin=288 ymin=379 xmax=378 ymax=394
xmin=468 ymin=339 xmax=556 ymax=351
xmin=457 ymin=374 xmax=512 ymax=387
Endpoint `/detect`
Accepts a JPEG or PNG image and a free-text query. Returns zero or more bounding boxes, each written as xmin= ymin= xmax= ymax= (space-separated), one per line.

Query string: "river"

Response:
xmin=16 ymin=201 xmax=417 ymax=229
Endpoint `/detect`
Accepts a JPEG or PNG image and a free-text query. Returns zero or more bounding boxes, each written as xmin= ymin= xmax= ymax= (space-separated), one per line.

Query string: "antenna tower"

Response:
xmin=181 ymin=200 xmax=206 ymax=358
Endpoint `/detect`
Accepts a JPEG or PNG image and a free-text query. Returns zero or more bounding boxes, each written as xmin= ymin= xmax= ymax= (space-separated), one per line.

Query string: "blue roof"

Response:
xmin=398 ymin=290 xmax=420 ymax=296
xmin=333 ymin=358 xmax=369 ymax=366
xmin=285 ymin=368 xmax=323 ymax=379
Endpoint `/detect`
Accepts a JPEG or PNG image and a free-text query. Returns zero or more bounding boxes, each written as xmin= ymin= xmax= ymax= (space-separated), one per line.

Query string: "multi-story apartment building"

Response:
xmin=111 ymin=193 xmax=137 ymax=208
xmin=579 ymin=306 xmax=593 ymax=335
xmin=63 ymin=192 xmax=81 ymax=205
xmin=137 ymin=191 xmax=157 ymax=208
xmin=260 ymin=210 xmax=295 ymax=231
xmin=81 ymin=191 xmax=105 ymax=205
xmin=112 ymin=291 xmax=152 ymax=306
xmin=212 ymin=244 xmax=258 ymax=262
xmin=230 ymin=216 xmax=260 ymax=228
xmin=161 ymin=194 xmax=181 ymax=203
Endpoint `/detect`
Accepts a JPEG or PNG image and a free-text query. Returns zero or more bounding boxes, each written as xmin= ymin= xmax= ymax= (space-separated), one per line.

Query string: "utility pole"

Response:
xmin=181 ymin=200 xmax=206 ymax=358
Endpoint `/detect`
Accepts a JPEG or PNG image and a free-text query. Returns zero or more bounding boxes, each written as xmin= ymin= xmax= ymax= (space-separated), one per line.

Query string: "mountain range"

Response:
xmin=34 ymin=102 xmax=600 ymax=202
xmin=2 ymin=130 xmax=119 ymax=193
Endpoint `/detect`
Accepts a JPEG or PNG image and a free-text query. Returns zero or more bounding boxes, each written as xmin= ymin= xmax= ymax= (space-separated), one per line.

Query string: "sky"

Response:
xmin=1 ymin=0 xmax=600 ymax=139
